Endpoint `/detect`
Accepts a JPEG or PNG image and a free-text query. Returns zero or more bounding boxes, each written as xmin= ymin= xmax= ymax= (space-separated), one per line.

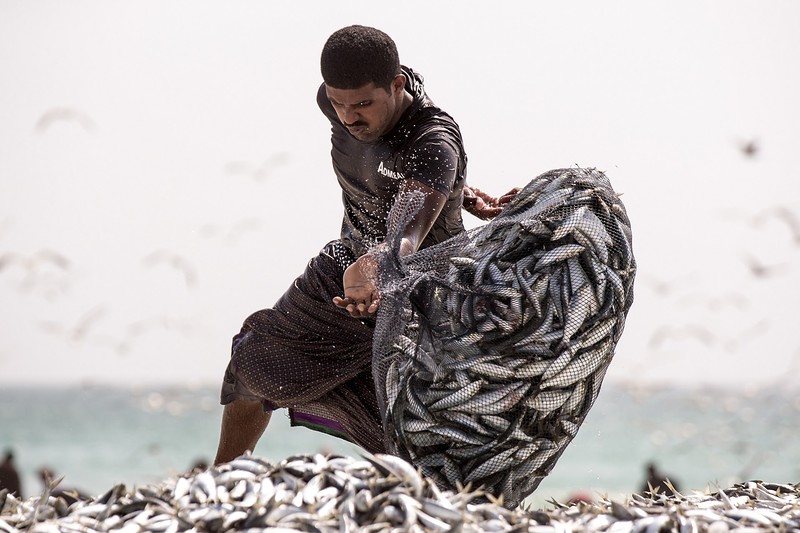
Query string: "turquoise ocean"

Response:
xmin=2 ymin=382 xmax=798 ymax=509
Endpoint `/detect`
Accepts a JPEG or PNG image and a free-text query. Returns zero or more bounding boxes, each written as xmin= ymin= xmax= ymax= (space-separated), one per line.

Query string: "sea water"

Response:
xmin=1 ymin=382 xmax=798 ymax=509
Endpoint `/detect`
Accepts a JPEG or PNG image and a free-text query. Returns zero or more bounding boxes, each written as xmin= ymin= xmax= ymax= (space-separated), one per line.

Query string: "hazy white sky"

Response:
xmin=1 ymin=1 xmax=798 ymax=389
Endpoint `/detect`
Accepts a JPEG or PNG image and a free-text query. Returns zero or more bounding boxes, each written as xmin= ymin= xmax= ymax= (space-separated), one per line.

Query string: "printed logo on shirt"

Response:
xmin=377 ymin=161 xmax=405 ymax=181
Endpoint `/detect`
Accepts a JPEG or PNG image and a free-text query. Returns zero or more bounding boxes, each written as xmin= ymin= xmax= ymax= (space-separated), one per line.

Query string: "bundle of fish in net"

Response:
xmin=372 ymin=167 xmax=636 ymax=509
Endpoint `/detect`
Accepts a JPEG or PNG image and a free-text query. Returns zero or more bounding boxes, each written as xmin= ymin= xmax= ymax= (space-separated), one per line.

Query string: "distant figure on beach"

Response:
xmin=38 ymin=467 xmax=90 ymax=505
xmin=640 ymin=461 xmax=681 ymax=496
xmin=188 ymin=458 xmax=209 ymax=473
xmin=566 ymin=491 xmax=594 ymax=505
xmin=213 ymin=25 xmax=516 ymax=464
xmin=0 ymin=449 xmax=22 ymax=497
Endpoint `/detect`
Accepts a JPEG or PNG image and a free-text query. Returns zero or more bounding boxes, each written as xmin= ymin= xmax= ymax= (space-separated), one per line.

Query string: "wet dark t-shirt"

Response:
xmin=317 ymin=66 xmax=467 ymax=257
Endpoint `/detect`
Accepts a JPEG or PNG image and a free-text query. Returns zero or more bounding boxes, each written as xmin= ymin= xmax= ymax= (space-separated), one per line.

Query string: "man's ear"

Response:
xmin=392 ymin=73 xmax=406 ymax=94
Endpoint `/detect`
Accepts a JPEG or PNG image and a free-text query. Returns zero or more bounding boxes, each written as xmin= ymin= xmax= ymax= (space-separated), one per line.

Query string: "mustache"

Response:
xmin=345 ymin=121 xmax=368 ymax=128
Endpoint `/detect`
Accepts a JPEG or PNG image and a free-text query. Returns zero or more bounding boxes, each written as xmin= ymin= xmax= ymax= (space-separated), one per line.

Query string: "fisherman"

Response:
xmin=640 ymin=461 xmax=681 ymax=496
xmin=38 ymin=467 xmax=90 ymax=505
xmin=0 ymin=449 xmax=22 ymax=498
xmin=214 ymin=24 xmax=516 ymax=464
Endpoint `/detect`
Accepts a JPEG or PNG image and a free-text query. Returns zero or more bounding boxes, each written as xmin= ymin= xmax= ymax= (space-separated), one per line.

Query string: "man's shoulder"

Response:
xmin=404 ymin=94 xmax=461 ymax=143
xmin=396 ymin=104 xmax=463 ymax=152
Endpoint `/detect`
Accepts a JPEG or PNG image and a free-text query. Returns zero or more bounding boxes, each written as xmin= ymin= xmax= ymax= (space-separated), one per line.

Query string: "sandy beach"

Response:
xmin=2 ymin=452 xmax=798 ymax=532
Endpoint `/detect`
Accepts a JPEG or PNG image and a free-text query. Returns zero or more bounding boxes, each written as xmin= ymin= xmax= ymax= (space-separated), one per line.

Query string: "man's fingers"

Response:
xmin=333 ymin=295 xmax=379 ymax=317
xmin=475 ymin=189 xmax=497 ymax=204
xmin=332 ymin=296 xmax=350 ymax=308
xmin=357 ymin=299 xmax=380 ymax=315
xmin=498 ymin=188 xmax=521 ymax=203
xmin=463 ymin=185 xmax=520 ymax=219
xmin=477 ymin=205 xmax=504 ymax=220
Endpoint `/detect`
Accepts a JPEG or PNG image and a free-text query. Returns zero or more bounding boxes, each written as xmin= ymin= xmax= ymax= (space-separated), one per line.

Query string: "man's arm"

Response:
xmin=395 ymin=179 xmax=448 ymax=255
xmin=333 ymin=180 xmax=447 ymax=318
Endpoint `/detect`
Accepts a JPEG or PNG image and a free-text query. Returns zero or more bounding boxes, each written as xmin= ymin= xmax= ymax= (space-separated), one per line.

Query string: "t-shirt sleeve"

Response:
xmin=403 ymin=131 xmax=461 ymax=195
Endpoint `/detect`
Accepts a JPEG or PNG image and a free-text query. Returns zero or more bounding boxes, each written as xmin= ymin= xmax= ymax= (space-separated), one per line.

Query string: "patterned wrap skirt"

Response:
xmin=220 ymin=240 xmax=385 ymax=454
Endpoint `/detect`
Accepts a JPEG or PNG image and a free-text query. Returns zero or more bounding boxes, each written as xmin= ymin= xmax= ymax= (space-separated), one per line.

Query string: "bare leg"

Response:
xmin=213 ymin=399 xmax=271 ymax=465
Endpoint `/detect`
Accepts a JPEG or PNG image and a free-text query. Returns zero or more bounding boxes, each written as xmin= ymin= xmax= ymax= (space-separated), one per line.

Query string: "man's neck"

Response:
xmin=389 ymin=89 xmax=414 ymax=130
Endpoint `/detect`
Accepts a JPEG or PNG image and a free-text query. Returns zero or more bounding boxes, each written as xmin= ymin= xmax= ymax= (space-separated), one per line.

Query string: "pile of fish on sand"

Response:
xmin=2 ymin=452 xmax=799 ymax=532
xmin=372 ymin=167 xmax=636 ymax=508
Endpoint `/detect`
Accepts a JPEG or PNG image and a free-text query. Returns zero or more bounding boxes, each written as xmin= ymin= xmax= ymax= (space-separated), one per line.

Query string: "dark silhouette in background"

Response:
xmin=640 ymin=461 xmax=681 ymax=496
xmin=0 ymin=449 xmax=22 ymax=498
xmin=188 ymin=458 xmax=209 ymax=474
xmin=38 ymin=467 xmax=90 ymax=505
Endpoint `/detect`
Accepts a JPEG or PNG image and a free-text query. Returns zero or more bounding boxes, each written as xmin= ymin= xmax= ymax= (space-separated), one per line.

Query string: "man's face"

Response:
xmin=325 ymin=77 xmax=403 ymax=143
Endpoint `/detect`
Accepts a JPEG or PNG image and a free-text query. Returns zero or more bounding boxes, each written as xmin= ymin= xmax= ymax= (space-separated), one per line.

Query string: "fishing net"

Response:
xmin=371 ymin=167 xmax=636 ymax=509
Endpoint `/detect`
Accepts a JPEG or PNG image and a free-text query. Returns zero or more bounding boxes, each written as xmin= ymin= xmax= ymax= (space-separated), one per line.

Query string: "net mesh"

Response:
xmin=370 ymin=167 xmax=636 ymax=508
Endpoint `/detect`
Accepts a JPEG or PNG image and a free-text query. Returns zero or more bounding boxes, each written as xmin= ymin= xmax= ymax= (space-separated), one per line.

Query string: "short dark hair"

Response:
xmin=321 ymin=25 xmax=400 ymax=90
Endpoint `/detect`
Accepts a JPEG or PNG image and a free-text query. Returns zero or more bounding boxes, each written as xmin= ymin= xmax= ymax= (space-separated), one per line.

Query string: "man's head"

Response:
xmin=321 ymin=25 xmax=410 ymax=143
xmin=321 ymin=25 xmax=400 ymax=91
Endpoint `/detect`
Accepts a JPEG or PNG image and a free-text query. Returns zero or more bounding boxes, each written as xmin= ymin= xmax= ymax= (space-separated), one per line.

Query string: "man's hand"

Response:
xmin=462 ymin=185 xmax=520 ymax=220
xmin=333 ymin=255 xmax=380 ymax=318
